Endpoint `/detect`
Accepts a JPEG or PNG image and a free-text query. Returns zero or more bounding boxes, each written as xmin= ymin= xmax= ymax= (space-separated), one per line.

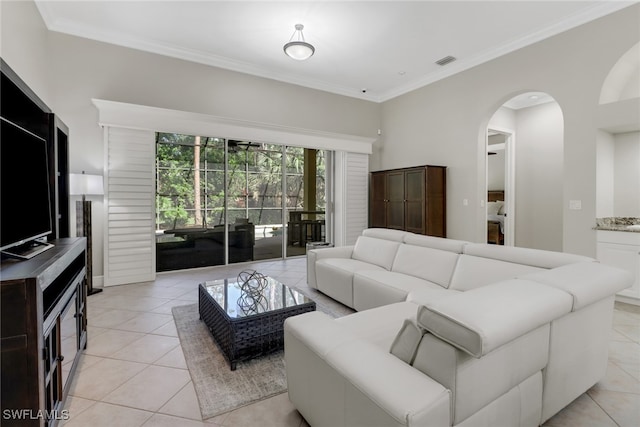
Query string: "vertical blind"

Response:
xmin=103 ymin=127 xmax=156 ymax=286
xmin=343 ymin=152 xmax=369 ymax=245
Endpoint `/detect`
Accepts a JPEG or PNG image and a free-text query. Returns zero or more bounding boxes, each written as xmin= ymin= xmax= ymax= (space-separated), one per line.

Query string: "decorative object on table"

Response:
xmin=237 ymin=269 xmax=269 ymax=315
xmin=69 ymin=171 xmax=104 ymax=295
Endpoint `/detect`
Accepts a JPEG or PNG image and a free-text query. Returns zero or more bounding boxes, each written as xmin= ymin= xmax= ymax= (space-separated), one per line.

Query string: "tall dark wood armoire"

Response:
xmin=369 ymin=165 xmax=446 ymax=237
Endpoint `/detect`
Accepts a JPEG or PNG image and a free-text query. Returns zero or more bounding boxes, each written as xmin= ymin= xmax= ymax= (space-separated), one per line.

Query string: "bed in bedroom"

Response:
xmin=487 ymin=190 xmax=505 ymax=245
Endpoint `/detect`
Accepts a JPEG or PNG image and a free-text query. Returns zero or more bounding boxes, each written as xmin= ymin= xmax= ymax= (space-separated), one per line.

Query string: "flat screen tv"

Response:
xmin=0 ymin=117 xmax=53 ymax=258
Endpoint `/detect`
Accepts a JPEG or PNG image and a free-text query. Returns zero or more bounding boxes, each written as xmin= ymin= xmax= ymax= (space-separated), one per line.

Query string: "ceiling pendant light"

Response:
xmin=284 ymin=24 xmax=315 ymax=60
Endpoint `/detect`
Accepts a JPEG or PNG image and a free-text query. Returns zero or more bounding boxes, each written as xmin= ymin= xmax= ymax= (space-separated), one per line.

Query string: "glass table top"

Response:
xmin=201 ymin=275 xmax=313 ymax=319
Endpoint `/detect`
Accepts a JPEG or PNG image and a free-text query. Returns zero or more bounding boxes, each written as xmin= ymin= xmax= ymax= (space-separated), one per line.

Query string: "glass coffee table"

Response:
xmin=198 ymin=274 xmax=315 ymax=370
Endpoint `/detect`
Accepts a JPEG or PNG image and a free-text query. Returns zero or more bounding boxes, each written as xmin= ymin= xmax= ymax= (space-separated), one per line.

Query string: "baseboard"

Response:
xmin=93 ymin=275 xmax=104 ymax=289
xmin=616 ymin=294 xmax=640 ymax=306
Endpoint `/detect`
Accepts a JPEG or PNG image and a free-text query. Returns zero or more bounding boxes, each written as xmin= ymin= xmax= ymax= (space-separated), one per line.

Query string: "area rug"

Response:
xmin=172 ymin=290 xmax=353 ymax=420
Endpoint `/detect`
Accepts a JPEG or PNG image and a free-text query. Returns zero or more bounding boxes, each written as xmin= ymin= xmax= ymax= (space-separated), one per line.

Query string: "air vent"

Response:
xmin=435 ymin=56 xmax=456 ymax=66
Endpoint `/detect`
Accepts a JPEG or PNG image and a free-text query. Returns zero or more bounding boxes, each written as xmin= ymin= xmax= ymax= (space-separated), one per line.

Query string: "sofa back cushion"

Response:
xmin=362 ymin=228 xmax=408 ymax=242
xmin=462 ymin=243 xmax=594 ymax=269
xmin=392 ymin=244 xmax=459 ymax=287
xmin=448 ymin=255 xmax=544 ymax=291
xmin=352 ymin=236 xmax=401 ymax=270
xmin=403 ymin=234 xmax=468 ymax=253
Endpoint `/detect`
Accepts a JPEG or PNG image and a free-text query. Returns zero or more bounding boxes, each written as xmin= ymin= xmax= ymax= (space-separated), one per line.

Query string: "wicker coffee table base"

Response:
xmin=198 ymin=284 xmax=315 ymax=370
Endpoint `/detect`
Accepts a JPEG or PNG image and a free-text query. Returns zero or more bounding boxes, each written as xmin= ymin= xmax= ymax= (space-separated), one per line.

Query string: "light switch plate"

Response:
xmin=569 ymin=200 xmax=582 ymax=210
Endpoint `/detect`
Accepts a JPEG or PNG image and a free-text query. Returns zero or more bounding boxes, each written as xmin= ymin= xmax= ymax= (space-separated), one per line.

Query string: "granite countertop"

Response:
xmin=594 ymin=217 xmax=640 ymax=232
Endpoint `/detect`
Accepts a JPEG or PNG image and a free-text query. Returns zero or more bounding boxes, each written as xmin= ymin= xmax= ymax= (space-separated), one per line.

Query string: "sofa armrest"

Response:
xmin=417 ymin=279 xmax=573 ymax=357
xmin=285 ymin=312 xmax=450 ymax=427
xmin=306 ymin=245 xmax=354 ymax=288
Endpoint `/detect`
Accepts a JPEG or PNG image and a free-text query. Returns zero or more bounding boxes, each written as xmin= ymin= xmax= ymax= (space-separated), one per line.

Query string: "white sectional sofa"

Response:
xmin=285 ymin=228 xmax=632 ymax=427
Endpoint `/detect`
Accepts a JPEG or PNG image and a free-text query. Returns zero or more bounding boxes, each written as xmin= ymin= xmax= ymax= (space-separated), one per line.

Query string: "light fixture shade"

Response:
xmin=284 ymin=41 xmax=315 ymax=61
xmin=284 ymin=24 xmax=315 ymax=60
xmin=69 ymin=173 xmax=104 ymax=196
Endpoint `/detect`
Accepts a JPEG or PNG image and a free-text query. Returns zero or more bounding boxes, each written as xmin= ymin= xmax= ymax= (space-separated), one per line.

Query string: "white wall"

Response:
xmin=488 ymin=108 xmax=516 ymax=132
xmin=614 ymin=131 xmax=640 ymax=216
xmin=487 ymin=133 xmax=506 ymax=192
xmin=596 ymin=130 xmax=616 ymax=218
xmin=487 ymin=149 xmax=505 ymax=191
xmin=514 ymin=102 xmax=564 ymax=251
xmin=380 ymin=4 xmax=640 ymax=256
xmin=600 ymin=41 xmax=640 ymax=104
xmin=0 ymin=0 xmax=52 ymax=106
xmin=1 ymin=1 xmax=381 ymax=278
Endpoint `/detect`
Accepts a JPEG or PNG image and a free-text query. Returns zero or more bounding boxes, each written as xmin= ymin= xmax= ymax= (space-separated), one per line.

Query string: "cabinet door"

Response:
xmin=404 ymin=168 xmax=426 ymax=234
xmin=59 ymin=291 xmax=78 ymax=390
xmin=43 ymin=319 xmax=62 ymax=422
xmin=598 ymin=242 xmax=640 ymax=299
xmin=78 ymin=281 xmax=87 ymax=351
xmin=386 ymin=171 xmax=405 ymax=230
xmin=370 ymin=172 xmax=387 ymax=228
xmin=425 ymin=166 xmax=446 ymax=237
xmin=0 ymin=281 xmax=39 ymax=423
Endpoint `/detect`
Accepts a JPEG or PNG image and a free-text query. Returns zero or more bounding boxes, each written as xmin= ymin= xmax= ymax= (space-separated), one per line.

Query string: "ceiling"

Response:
xmin=35 ymin=1 xmax=633 ymax=103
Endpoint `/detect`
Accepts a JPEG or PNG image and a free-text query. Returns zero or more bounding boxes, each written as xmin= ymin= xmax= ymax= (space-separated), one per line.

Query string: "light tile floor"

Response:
xmin=63 ymin=257 xmax=640 ymax=426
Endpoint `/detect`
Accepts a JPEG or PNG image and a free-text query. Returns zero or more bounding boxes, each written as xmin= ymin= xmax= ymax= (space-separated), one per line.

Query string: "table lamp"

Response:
xmin=69 ymin=171 xmax=104 ymax=295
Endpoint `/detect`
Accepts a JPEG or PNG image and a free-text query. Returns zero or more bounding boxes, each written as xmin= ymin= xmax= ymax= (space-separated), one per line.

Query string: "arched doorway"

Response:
xmin=483 ymin=92 xmax=565 ymax=251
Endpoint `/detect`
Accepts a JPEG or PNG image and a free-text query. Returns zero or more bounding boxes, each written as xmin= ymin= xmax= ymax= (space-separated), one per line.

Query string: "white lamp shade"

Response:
xmin=69 ymin=173 xmax=104 ymax=196
xmin=284 ymin=41 xmax=315 ymax=60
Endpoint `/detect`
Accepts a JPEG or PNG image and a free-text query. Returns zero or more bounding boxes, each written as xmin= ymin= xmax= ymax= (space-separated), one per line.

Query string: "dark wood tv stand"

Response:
xmin=1 ymin=238 xmax=87 ymax=426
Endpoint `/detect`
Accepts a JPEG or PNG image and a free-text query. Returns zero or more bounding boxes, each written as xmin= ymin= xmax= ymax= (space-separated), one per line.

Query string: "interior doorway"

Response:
xmin=483 ymin=91 xmax=564 ymax=251
xmin=486 ymin=128 xmax=514 ymax=246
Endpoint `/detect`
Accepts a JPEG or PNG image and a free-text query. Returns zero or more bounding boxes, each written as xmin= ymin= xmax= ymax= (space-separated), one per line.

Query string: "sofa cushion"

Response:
xmin=448 ymin=255 xmax=544 ymax=291
xmin=520 ymin=261 xmax=633 ymax=310
xmin=389 ymin=319 xmax=426 ymax=364
xmin=362 ymin=228 xmax=408 ymax=242
xmin=336 ymin=301 xmax=418 ymax=351
xmin=403 ymin=233 xmax=468 ymax=253
xmin=322 ymin=338 xmax=452 ymax=427
xmin=284 ymin=311 xmax=354 ymax=357
xmin=406 ymin=287 xmax=461 ymax=306
xmin=391 ymin=244 xmax=459 ymax=287
xmin=352 ymin=236 xmax=401 ymax=270
xmin=462 ymin=243 xmax=594 ymax=269
xmin=317 ymin=258 xmax=383 ymax=275
xmin=353 ymin=270 xmax=440 ymax=311
xmin=316 ymin=258 xmax=385 ymax=307
xmin=416 ymin=279 xmax=573 ymax=357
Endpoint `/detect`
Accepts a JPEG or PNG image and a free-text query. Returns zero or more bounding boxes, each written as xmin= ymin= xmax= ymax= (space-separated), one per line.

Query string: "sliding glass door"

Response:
xmin=227 ymin=142 xmax=284 ymax=263
xmin=155 ymin=133 xmax=329 ymax=272
xmin=155 ymin=134 xmax=228 ymax=271
xmin=285 ymin=147 xmax=327 ymax=257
